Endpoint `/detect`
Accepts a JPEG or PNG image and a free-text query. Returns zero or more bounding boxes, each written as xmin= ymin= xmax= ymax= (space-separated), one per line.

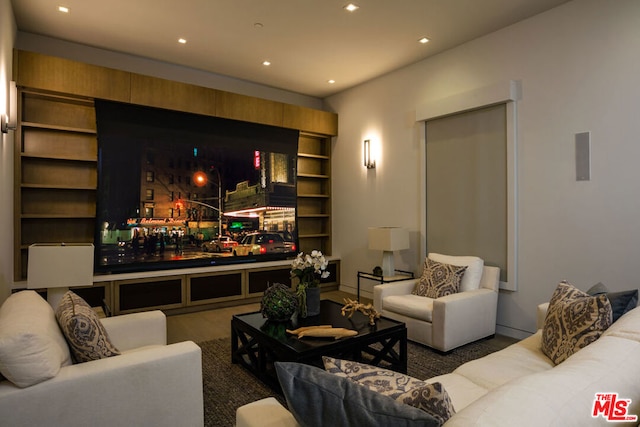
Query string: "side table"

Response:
xmin=356 ymin=269 xmax=414 ymax=300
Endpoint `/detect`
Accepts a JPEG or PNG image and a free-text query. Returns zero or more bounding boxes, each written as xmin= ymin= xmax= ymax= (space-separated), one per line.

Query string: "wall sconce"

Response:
xmin=364 ymin=139 xmax=375 ymax=169
xmin=1 ymin=80 xmax=17 ymax=133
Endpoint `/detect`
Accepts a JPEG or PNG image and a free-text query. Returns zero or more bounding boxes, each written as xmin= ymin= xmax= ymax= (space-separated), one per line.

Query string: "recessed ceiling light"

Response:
xmin=58 ymin=6 xmax=69 ymax=13
xmin=262 ymin=61 xmax=271 ymax=67
xmin=344 ymin=4 xmax=359 ymax=12
xmin=178 ymin=38 xmax=187 ymax=44
xmin=419 ymin=37 xmax=430 ymax=44
xmin=328 ymin=80 xmax=336 ymax=84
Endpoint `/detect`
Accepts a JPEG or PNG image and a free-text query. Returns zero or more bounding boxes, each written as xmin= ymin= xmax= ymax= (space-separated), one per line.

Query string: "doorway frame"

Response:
xmin=416 ymin=80 xmax=521 ymax=291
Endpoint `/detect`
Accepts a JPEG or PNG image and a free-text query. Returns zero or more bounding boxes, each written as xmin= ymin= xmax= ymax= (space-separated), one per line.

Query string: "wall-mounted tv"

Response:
xmin=94 ymin=100 xmax=299 ymax=274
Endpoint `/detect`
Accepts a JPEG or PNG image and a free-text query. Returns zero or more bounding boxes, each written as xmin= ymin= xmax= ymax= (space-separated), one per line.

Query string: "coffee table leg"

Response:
xmin=399 ymin=329 xmax=408 ymax=373
xmin=231 ymin=326 xmax=238 ymax=363
xmin=358 ymin=329 xmax=408 ymax=373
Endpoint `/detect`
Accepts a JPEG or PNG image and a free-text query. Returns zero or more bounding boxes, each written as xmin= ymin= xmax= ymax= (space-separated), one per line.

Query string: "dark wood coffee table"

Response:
xmin=231 ymin=299 xmax=407 ymax=391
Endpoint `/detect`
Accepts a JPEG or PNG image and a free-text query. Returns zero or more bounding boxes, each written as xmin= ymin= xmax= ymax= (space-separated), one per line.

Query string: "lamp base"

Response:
xmin=381 ymin=251 xmax=395 ymax=277
xmin=47 ymin=287 xmax=69 ymax=309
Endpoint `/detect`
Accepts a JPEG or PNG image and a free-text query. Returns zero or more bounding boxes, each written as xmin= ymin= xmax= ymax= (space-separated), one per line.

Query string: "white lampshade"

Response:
xmin=368 ymin=227 xmax=409 ymax=277
xmin=27 ymin=243 xmax=95 ymax=308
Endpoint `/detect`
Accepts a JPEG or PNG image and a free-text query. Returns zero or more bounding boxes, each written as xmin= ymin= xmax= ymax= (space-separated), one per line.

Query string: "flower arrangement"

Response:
xmin=291 ymin=250 xmax=330 ymax=317
xmin=290 ymin=250 xmax=330 ymax=288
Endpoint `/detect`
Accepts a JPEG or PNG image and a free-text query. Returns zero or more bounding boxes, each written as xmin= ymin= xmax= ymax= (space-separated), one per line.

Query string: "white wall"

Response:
xmin=0 ymin=0 xmax=17 ymax=302
xmin=326 ymin=0 xmax=640 ymax=338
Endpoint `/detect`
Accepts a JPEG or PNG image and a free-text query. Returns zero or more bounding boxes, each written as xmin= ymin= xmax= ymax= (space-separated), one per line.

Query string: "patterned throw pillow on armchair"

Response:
xmin=412 ymin=258 xmax=467 ymax=298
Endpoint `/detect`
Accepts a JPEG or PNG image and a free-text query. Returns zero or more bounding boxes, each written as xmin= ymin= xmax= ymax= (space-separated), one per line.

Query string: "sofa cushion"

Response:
xmin=0 ymin=290 xmax=72 ymax=388
xmin=383 ymin=294 xmax=434 ymax=322
xmin=413 ymin=258 xmax=467 ymax=298
xmin=586 ymin=282 xmax=638 ymax=323
xmin=427 ymin=372 xmax=489 ymax=413
xmin=541 ymin=281 xmax=612 ymax=365
xmin=55 ymin=291 xmax=120 ymax=363
xmin=453 ymin=331 xmax=553 ymax=391
xmin=445 ymin=333 xmax=640 ymax=427
xmin=323 ymin=357 xmax=455 ymax=424
xmin=427 ymin=253 xmax=484 ymax=292
xmin=603 ymin=305 xmax=640 ymax=342
xmin=275 ymin=361 xmax=440 ymax=427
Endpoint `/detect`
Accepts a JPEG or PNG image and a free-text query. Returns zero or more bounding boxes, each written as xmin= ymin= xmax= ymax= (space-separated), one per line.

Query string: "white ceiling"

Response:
xmin=11 ymin=0 xmax=571 ymax=98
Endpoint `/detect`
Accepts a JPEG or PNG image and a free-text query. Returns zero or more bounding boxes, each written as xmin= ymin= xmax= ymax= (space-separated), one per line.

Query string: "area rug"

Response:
xmin=199 ymin=335 xmax=517 ymax=427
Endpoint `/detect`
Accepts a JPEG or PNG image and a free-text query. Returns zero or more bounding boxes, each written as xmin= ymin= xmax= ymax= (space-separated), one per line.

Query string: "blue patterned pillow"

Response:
xmin=55 ymin=291 xmax=120 ymax=363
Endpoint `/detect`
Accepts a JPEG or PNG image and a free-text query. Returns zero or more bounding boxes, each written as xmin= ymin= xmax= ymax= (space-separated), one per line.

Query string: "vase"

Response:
xmin=299 ymin=286 xmax=320 ymax=317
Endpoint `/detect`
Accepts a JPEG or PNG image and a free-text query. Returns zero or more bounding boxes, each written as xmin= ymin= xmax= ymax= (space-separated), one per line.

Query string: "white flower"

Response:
xmin=290 ymin=250 xmax=330 ymax=285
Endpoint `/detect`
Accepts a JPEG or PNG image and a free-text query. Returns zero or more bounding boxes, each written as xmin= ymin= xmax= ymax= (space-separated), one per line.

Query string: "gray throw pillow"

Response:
xmin=587 ymin=282 xmax=638 ymax=322
xmin=275 ymin=362 xmax=440 ymax=427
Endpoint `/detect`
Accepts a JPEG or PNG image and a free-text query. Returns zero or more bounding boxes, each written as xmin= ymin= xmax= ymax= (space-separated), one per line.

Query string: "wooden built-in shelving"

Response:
xmin=296 ymin=133 xmax=332 ymax=254
xmin=13 ymin=49 xmax=338 ymax=313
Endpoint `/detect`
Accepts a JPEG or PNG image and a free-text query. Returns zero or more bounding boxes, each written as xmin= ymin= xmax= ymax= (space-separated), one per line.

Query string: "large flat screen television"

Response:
xmin=94 ymin=100 xmax=299 ymax=274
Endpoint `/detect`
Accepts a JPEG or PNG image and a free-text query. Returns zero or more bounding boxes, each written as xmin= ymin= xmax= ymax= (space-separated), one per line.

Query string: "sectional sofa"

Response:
xmin=236 ymin=298 xmax=640 ymax=426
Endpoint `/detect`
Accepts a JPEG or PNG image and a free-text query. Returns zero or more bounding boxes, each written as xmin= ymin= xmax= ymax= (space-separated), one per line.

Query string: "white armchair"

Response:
xmin=374 ymin=254 xmax=500 ymax=352
xmin=0 ymin=291 xmax=204 ymax=427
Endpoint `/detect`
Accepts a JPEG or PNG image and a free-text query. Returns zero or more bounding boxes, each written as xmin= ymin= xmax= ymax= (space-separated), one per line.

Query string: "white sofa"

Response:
xmin=374 ymin=256 xmax=500 ymax=352
xmin=236 ymin=302 xmax=640 ymax=426
xmin=0 ymin=291 xmax=204 ymax=427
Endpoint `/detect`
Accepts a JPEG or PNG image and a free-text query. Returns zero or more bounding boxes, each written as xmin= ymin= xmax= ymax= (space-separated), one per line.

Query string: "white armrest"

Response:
xmin=0 ymin=341 xmax=203 ymax=427
xmin=432 ymin=288 xmax=498 ymax=352
xmin=373 ymin=279 xmax=418 ymax=311
xmin=101 ymin=310 xmax=167 ymax=351
xmin=537 ymin=302 xmax=550 ymax=330
xmin=479 ymin=266 xmax=500 ymax=292
xmin=236 ymin=397 xmax=299 ymax=427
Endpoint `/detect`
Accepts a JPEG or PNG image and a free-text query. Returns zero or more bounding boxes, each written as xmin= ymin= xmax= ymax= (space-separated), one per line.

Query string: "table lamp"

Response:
xmin=368 ymin=227 xmax=409 ymax=277
xmin=27 ymin=243 xmax=95 ymax=308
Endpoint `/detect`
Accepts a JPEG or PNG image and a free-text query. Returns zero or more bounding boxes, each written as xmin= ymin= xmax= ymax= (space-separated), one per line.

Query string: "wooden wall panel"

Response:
xmin=215 ymin=91 xmax=283 ymax=127
xmin=16 ymin=50 xmax=338 ymax=136
xmin=283 ymin=104 xmax=338 ymax=136
xmin=130 ymin=74 xmax=217 ymax=116
xmin=16 ymin=51 xmax=130 ymax=101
